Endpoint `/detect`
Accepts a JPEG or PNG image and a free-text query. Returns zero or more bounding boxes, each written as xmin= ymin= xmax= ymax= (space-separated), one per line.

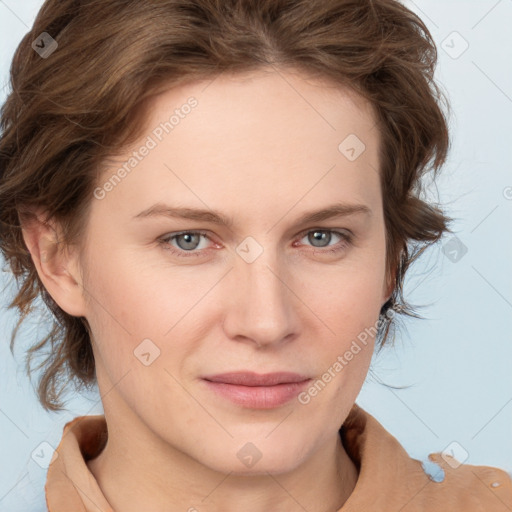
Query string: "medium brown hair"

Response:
xmin=0 ymin=0 xmax=451 ymax=411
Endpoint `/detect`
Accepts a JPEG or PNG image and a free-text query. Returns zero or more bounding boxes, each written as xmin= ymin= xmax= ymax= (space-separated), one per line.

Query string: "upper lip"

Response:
xmin=202 ymin=372 xmax=311 ymax=386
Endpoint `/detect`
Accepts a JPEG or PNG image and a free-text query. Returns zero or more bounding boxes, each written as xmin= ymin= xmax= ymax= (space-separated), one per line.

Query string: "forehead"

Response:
xmin=93 ymin=68 xmax=382 ymax=227
xmin=144 ymin=67 xmax=379 ymax=151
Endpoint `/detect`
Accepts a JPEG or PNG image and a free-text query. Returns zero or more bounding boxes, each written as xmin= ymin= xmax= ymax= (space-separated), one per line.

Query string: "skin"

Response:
xmin=23 ymin=67 xmax=393 ymax=512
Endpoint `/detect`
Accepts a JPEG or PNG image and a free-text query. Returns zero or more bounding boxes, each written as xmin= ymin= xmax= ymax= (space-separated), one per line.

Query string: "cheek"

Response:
xmin=301 ymin=256 xmax=386 ymax=329
xmin=82 ymin=248 xmax=208 ymax=391
xmin=83 ymin=244 xmax=169 ymax=330
xmin=296 ymin=255 xmax=385 ymax=390
xmin=80 ymin=251 xmax=160 ymax=371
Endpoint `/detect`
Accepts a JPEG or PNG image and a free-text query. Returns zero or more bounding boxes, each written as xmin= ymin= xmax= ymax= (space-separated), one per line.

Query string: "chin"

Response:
xmin=194 ymin=435 xmax=310 ymax=476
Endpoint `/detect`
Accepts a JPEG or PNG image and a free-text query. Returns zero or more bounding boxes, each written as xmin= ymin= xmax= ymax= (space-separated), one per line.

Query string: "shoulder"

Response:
xmin=340 ymin=405 xmax=512 ymax=511
xmin=414 ymin=452 xmax=512 ymax=511
xmin=45 ymin=415 xmax=109 ymax=512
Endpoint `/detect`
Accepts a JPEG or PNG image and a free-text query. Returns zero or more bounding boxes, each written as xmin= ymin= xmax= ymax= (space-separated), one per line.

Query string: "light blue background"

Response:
xmin=1 ymin=0 xmax=511 ymax=509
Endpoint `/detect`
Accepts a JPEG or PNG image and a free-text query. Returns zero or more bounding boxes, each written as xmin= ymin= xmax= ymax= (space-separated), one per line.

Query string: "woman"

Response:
xmin=0 ymin=0 xmax=510 ymax=510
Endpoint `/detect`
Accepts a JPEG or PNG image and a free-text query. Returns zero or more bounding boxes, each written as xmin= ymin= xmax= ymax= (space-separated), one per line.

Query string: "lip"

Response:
xmin=202 ymin=371 xmax=312 ymax=409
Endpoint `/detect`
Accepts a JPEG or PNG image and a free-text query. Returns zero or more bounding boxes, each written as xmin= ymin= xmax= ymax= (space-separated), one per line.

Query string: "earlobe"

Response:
xmin=20 ymin=210 xmax=87 ymax=318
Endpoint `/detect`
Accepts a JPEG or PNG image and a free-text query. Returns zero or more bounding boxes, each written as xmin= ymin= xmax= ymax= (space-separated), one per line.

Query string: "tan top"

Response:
xmin=45 ymin=403 xmax=512 ymax=511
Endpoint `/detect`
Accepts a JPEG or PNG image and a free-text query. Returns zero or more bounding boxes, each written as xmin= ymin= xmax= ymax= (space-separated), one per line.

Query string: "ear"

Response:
xmin=20 ymin=208 xmax=87 ymax=317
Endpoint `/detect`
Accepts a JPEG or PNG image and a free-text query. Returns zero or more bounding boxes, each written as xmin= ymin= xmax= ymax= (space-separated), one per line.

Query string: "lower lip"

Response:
xmin=202 ymin=379 xmax=311 ymax=409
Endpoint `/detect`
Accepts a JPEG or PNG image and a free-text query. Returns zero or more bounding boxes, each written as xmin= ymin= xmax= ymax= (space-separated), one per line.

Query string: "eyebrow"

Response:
xmin=133 ymin=202 xmax=371 ymax=229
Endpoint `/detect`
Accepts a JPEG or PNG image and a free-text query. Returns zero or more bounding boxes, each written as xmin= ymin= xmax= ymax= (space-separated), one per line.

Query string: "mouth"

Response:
xmin=201 ymin=371 xmax=312 ymax=409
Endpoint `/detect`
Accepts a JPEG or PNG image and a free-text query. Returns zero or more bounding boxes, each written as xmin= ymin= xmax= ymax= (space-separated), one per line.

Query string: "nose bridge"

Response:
xmin=224 ymin=239 xmax=297 ymax=345
xmin=242 ymin=252 xmax=285 ymax=306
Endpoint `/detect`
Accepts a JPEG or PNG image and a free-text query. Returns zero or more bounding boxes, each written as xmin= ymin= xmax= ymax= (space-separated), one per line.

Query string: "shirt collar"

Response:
xmin=45 ymin=402 xmax=512 ymax=511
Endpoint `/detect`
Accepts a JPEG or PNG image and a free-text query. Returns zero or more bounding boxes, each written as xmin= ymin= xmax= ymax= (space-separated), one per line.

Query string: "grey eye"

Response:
xmin=174 ymin=232 xmax=203 ymax=251
xmin=307 ymin=230 xmax=333 ymax=248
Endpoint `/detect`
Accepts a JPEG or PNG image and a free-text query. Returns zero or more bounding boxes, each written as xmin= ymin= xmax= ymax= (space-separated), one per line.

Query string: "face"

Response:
xmin=68 ymin=68 xmax=391 ymax=474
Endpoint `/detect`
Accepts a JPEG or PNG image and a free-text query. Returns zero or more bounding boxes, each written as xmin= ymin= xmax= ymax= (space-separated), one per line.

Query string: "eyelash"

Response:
xmin=158 ymin=229 xmax=353 ymax=259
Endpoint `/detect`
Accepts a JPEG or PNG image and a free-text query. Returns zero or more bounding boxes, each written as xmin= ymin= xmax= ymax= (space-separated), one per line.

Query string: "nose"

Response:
xmin=221 ymin=250 xmax=299 ymax=349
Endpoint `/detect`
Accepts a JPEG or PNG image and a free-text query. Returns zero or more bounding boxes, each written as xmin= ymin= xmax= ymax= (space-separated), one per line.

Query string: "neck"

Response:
xmin=87 ymin=409 xmax=358 ymax=512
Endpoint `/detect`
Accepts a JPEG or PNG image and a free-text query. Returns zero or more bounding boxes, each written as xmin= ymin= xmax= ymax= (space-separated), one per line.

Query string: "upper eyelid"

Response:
xmin=296 ymin=227 xmax=352 ymax=238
